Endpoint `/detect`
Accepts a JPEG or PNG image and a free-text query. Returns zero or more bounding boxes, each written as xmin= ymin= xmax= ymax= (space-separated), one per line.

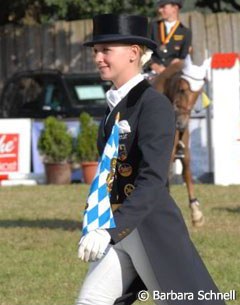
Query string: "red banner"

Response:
xmin=0 ymin=134 xmax=19 ymax=172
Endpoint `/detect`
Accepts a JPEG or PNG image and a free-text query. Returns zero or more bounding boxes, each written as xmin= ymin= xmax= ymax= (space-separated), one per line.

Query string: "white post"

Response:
xmin=212 ymin=53 xmax=240 ymax=185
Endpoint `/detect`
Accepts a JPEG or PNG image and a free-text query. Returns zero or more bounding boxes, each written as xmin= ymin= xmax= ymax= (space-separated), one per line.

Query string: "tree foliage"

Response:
xmin=1 ymin=0 xmax=240 ymax=26
xmin=195 ymin=0 xmax=240 ymax=13
xmin=0 ymin=0 xmax=156 ymax=25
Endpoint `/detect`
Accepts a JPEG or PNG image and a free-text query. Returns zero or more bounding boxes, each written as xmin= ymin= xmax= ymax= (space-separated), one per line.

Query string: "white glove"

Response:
xmin=78 ymin=229 xmax=111 ymax=262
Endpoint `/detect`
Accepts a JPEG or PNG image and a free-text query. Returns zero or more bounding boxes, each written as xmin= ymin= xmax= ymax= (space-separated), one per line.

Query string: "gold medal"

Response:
xmin=124 ymin=184 xmax=135 ymax=197
xmin=106 ymin=158 xmax=117 ymax=193
xmin=159 ymin=20 xmax=180 ymax=50
xmin=118 ymin=163 xmax=133 ymax=177
xmin=118 ymin=144 xmax=128 ymax=161
xmin=160 ymin=44 xmax=168 ymax=53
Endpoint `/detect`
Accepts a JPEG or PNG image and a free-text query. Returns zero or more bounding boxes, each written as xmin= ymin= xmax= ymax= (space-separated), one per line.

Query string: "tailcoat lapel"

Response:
xmin=97 ymin=80 xmax=150 ymax=156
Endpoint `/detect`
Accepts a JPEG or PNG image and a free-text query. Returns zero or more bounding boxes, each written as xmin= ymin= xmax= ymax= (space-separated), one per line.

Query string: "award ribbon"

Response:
xmin=159 ymin=20 xmax=180 ymax=46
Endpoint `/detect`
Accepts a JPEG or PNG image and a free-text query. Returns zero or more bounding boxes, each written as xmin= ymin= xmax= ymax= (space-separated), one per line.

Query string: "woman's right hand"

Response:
xmin=78 ymin=229 xmax=111 ymax=262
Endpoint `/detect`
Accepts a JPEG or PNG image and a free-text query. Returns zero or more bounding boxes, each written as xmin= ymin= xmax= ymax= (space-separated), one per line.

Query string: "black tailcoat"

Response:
xmin=150 ymin=20 xmax=192 ymax=67
xmin=97 ymin=80 xmax=225 ymax=305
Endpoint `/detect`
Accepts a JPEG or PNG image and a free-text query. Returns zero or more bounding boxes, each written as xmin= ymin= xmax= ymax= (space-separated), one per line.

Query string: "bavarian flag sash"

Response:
xmin=82 ymin=113 xmax=120 ymax=235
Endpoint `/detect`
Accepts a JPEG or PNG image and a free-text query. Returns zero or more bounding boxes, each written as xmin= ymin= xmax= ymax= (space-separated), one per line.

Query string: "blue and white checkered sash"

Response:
xmin=82 ymin=114 xmax=120 ymax=235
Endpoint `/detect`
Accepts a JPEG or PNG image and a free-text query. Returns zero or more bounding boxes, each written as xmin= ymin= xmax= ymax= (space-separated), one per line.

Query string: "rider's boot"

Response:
xmin=189 ymin=198 xmax=204 ymax=227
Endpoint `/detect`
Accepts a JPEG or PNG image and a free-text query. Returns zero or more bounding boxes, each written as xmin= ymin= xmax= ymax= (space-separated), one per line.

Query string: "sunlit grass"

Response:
xmin=0 ymin=184 xmax=239 ymax=305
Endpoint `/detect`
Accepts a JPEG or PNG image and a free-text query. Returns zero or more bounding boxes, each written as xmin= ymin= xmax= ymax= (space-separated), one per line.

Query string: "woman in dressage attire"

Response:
xmin=75 ymin=13 xmax=226 ymax=305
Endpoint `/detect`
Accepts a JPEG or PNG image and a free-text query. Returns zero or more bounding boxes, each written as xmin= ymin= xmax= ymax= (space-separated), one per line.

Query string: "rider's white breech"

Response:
xmin=75 ymin=229 xmax=165 ymax=305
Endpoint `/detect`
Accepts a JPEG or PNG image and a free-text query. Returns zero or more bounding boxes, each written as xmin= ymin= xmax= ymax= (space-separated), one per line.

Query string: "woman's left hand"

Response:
xmin=78 ymin=229 xmax=111 ymax=262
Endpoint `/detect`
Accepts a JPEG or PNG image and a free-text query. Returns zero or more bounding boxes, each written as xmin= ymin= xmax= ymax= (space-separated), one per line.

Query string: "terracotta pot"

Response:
xmin=81 ymin=161 xmax=98 ymax=184
xmin=44 ymin=162 xmax=72 ymax=185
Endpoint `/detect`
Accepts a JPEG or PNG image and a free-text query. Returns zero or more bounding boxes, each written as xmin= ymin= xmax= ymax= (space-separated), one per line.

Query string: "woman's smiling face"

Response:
xmin=93 ymin=43 xmax=141 ymax=88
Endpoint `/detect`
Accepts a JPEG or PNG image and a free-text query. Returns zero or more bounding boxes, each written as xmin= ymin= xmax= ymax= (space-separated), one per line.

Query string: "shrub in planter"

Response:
xmin=38 ymin=116 xmax=73 ymax=184
xmin=76 ymin=112 xmax=99 ymax=183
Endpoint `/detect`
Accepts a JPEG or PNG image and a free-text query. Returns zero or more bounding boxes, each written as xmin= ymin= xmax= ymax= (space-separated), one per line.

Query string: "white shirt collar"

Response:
xmin=164 ymin=20 xmax=177 ymax=34
xmin=106 ymin=74 xmax=144 ymax=111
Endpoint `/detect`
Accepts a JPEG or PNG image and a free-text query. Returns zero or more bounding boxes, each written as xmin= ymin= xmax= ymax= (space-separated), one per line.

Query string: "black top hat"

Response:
xmin=83 ymin=14 xmax=157 ymax=51
xmin=156 ymin=0 xmax=183 ymax=8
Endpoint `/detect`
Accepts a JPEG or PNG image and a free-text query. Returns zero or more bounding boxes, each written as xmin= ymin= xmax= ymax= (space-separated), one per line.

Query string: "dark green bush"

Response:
xmin=38 ymin=116 xmax=73 ymax=163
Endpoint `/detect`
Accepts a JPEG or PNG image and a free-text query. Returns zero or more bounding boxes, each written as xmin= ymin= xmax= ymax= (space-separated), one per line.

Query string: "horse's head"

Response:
xmin=150 ymin=56 xmax=208 ymax=132
xmin=153 ymin=72 xmax=202 ymax=132
xmin=171 ymin=77 xmax=200 ymax=132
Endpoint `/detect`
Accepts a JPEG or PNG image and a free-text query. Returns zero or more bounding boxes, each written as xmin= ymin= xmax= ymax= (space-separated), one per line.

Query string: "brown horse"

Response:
xmin=151 ymin=67 xmax=205 ymax=227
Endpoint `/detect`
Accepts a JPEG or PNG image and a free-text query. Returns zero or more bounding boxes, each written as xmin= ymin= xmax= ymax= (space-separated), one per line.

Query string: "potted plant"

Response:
xmin=38 ymin=116 xmax=73 ymax=184
xmin=76 ymin=112 xmax=99 ymax=184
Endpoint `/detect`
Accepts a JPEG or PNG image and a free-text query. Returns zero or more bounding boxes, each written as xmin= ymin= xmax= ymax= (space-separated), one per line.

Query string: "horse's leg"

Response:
xmin=181 ymin=129 xmax=204 ymax=227
xmin=168 ymin=131 xmax=179 ymax=185
xmin=181 ymin=129 xmax=194 ymax=199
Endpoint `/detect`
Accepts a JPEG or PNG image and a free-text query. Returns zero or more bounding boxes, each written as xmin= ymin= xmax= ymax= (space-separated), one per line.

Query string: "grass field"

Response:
xmin=0 ymin=184 xmax=239 ymax=305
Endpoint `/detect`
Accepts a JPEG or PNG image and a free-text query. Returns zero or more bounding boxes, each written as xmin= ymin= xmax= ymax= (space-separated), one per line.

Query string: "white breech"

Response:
xmin=75 ymin=229 xmax=166 ymax=305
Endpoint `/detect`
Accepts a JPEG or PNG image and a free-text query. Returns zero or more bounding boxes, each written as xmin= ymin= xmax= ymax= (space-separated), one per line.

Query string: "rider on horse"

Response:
xmin=149 ymin=0 xmax=192 ymax=85
xmin=148 ymin=0 xmax=192 ymax=157
xmin=145 ymin=0 xmax=206 ymax=227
